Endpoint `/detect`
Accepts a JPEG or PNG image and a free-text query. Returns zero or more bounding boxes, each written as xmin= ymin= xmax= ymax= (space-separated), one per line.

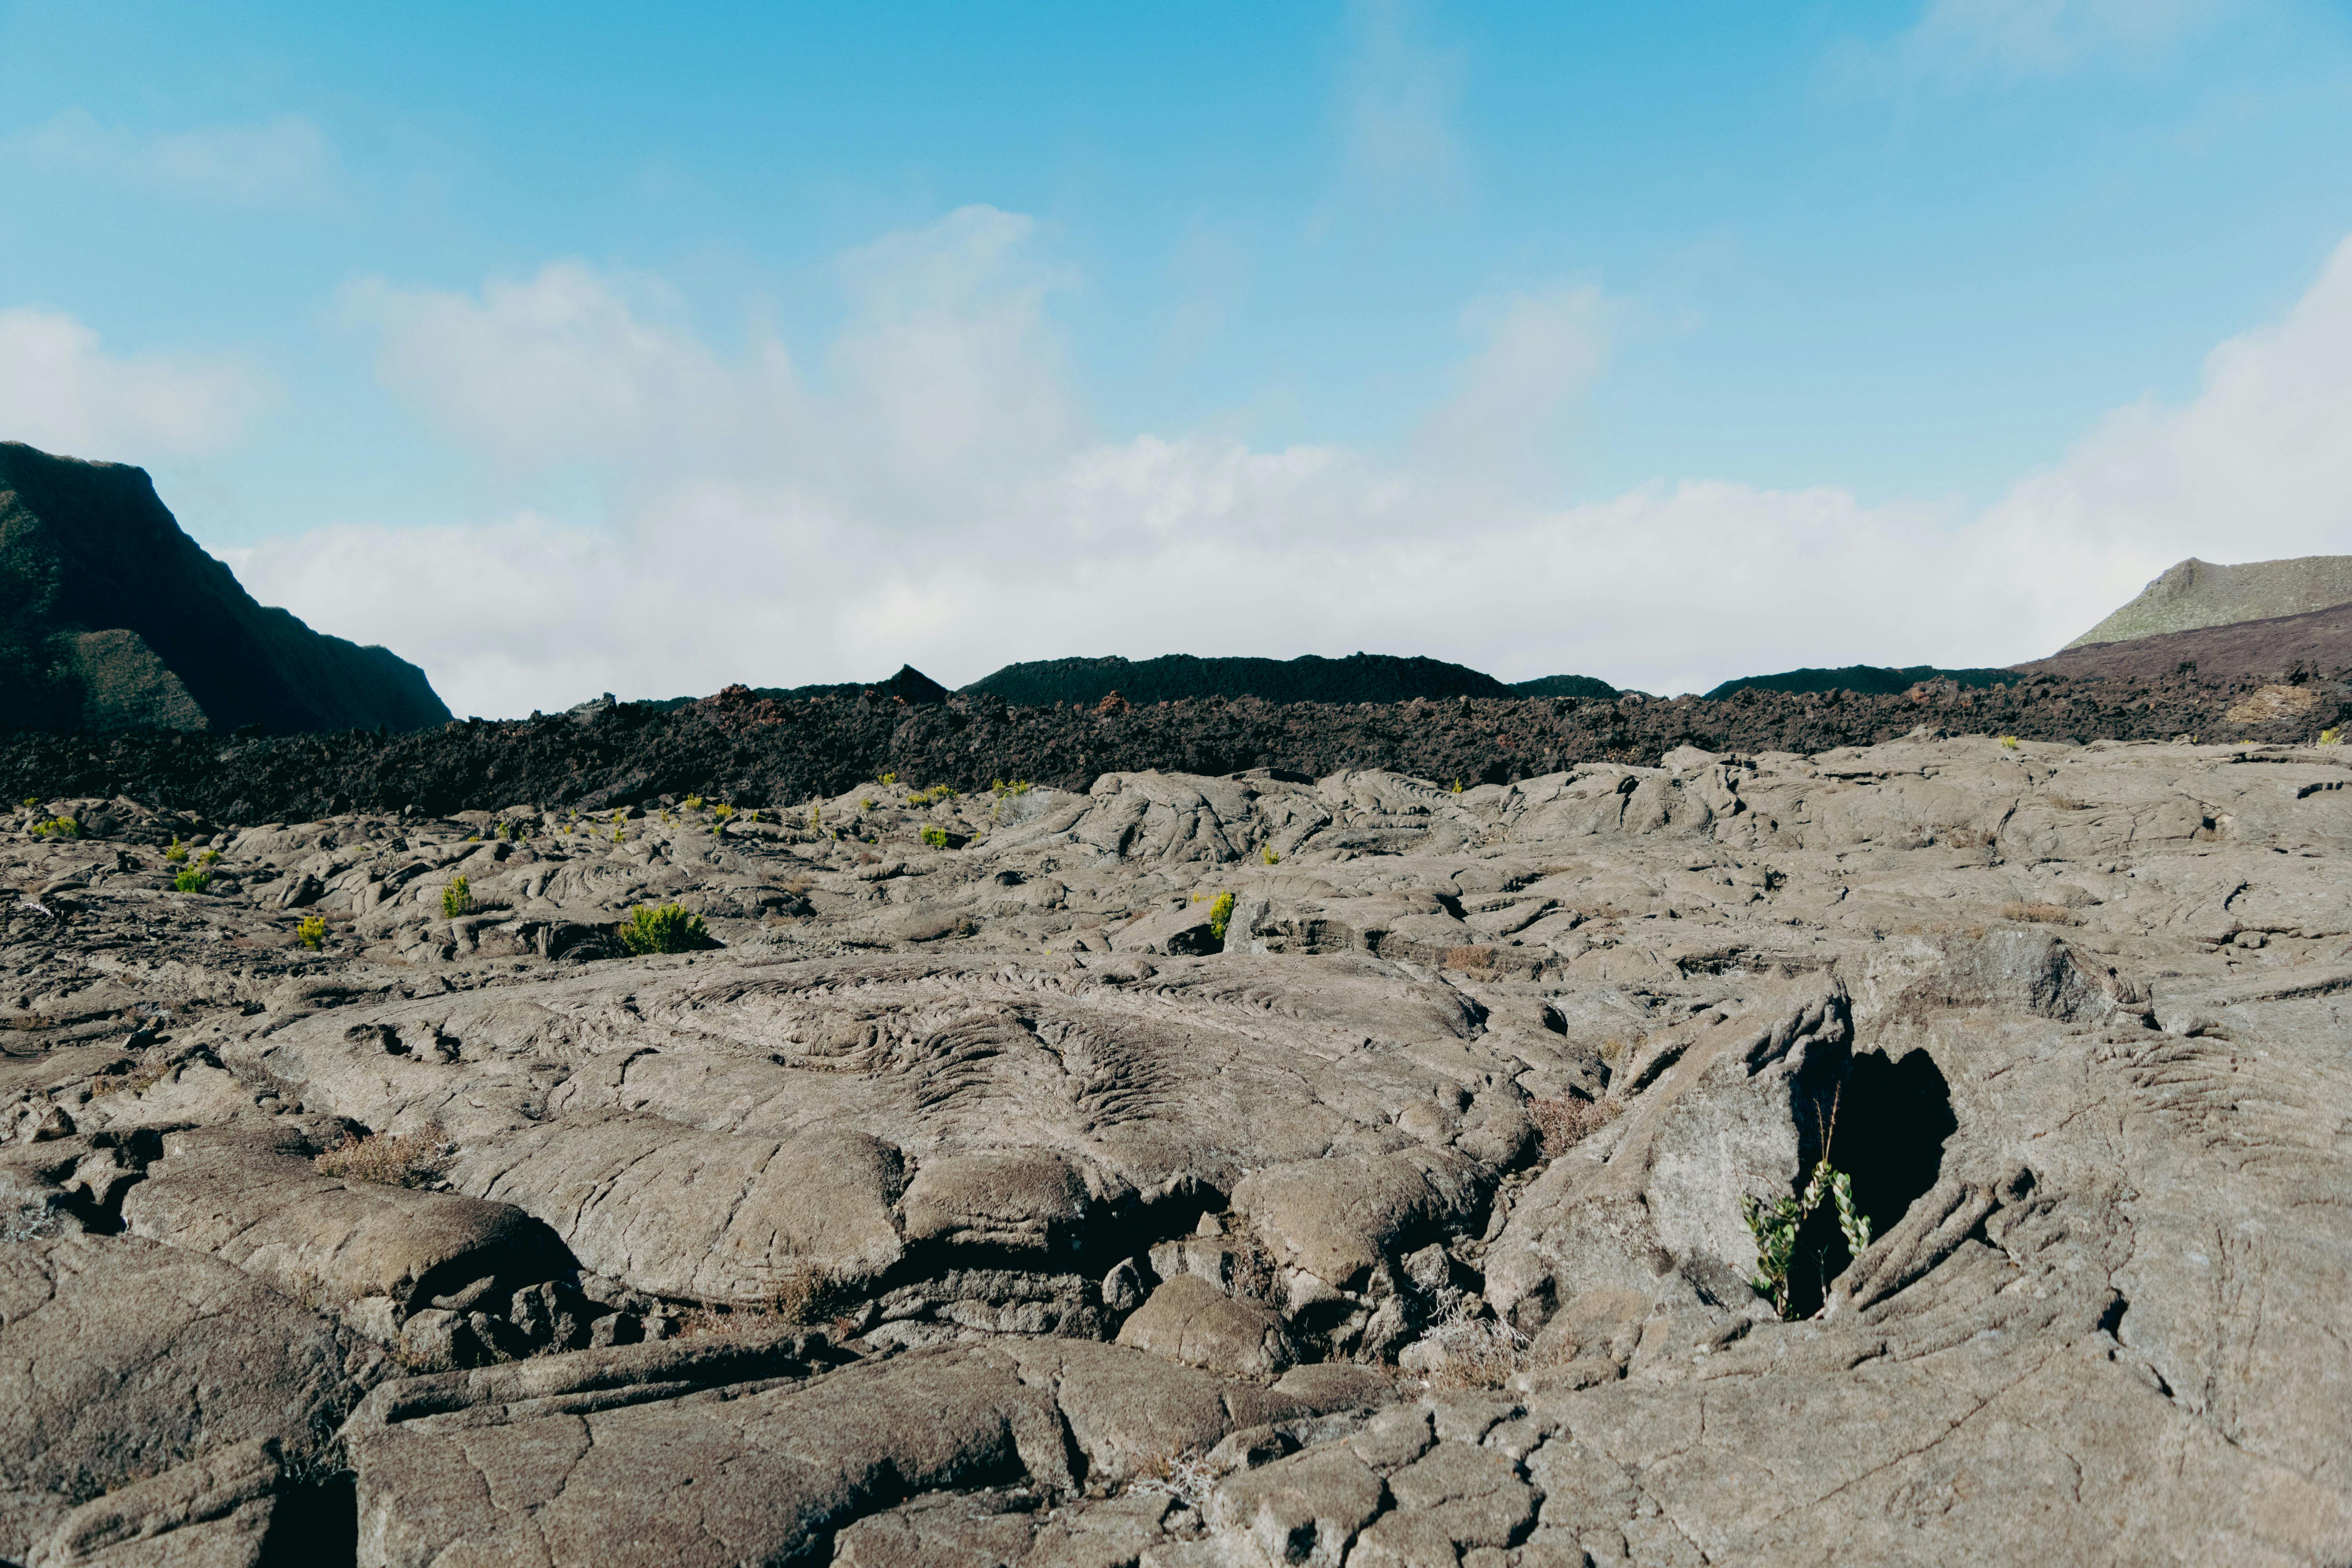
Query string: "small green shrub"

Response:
xmin=1261 ymin=846 xmax=1281 ymax=865
xmin=33 ymin=816 xmax=78 ymax=838
xmin=1451 ymin=778 xmax=1464 ymax=794
xmin=296 ymin=915 xmax=328 ymax=951
xmin=2321 ymin=728 xmax=2343 ymax=747
xmin=990 ymin=778 xmax=1032 ymax=797
xmin=880 ymin=771 xmax=897 ymax=786
xmin=920 ymin=825 xmax=950 ymax=848
xmin=197 ymin=848 xmax=220 ymax=866
xmin=2000 ymin=735 xmax=2020 ymax=750
xmin=1741 ymin=1159 xmax=1871 ymax=1320
xmin=1206 ymin=891 xmax=1236 ymax=943
xmin=611 ymin=825 xmax=625 ymax=844
xmin=619 ymin=902 xmax=710 ymax=955
xmin=713 ymin=803 xmax=735 ymax=821
xmin=164 ymin=837 xmax=188 ymax=863
xmin=442 ymin=876 xmax=474 ymax=918
xmin=683 ymin=794 xmax=705 ymax=810
xmin=860 ymin=798 xmax=877 ymax=810
xmin=173 ymin=867 xmax=212 ymax=894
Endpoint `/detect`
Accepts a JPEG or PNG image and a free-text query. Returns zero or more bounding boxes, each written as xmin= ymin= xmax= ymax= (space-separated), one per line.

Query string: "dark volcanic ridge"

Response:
xmin=960 ymin=651 xmax=1619 ymax=706
xmin=0 ymin=441 xmax=451 ymax=734
xmin=2 ymin=664 xmax=2342 ymax=823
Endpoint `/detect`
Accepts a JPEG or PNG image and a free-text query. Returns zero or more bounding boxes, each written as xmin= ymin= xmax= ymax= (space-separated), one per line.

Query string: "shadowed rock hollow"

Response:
xmin=2 ymin=734 xmax=2348 ymax=1564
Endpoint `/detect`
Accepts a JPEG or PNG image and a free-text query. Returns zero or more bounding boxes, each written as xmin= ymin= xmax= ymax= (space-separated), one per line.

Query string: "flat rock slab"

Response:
xmin=0 ymin=1234 xmax=350 ymax=1562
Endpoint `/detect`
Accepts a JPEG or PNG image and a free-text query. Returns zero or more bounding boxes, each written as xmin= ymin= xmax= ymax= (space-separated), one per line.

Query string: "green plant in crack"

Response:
xmin=1206 ymin=890 xmax=1236 ymax=944
xmin=619 ymin=902 xmax=710 ymax=955
xmin=1741 ymin=1159 xmax=1871 ymax=1320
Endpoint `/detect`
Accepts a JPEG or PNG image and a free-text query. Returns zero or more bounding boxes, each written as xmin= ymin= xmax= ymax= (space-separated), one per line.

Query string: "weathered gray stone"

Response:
xmin=6 ymin=740 xmax=2351 ymax=1564
xmin=0 ymin=1235 xmax=348 ymax=1561
xmin=1116 ymin=1274 xmax=1295 ymax=1376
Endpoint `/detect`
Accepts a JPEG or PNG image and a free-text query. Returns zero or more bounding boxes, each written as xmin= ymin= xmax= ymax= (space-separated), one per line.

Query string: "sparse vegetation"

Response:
xmin=990 ymin=778 xmax=1033 ymax=797
xmin=713 ymin=803 xmax=735 ymax=821
xmin=860 ymin=798 xmax=876 ymax=810
xmin=1999 ymin=901 xmax=2078 ymax=925
xmin=920 ymin=825 xmax=950 ymax=848
xmin=1206 ymin=890 xmax=1236 ymax=943
xmin=173 ymin=867 xmax=212 ymax=894
xmin=314 ymin=1126 xmax=445 ymax=1188
xmin=442 ymin=876 xmax=474 ymax=918
xmin=197 ymin=848 xmax=220 ymax=866
xmin=879 ymin=771 xmax=897 ymax=786
xmin=1528 ymin=1091 xmax=1622 ymax=1158
xmin=2321 ymin=728 xmax=2343 ymax=747
xmin=89 ymin=1060 xmax=171 ymax=1098
xmin=2000 ymin=735 xmax=2019 ymax=749
xmin=296 ymin=915 xmax=328 ymax=951
xmin=683 ymin=794 xmax=705 ymax=810
xmin=1742 ymin=1158 xmax=1871 ymax=1320
xmin=767 ymin=1260 xmax=858 ymax=1325
xmin=32 ymin=816 xmax=78 ymax=838
xmin=1441 ymin=944 xmax=1495 ymax=971
xmin=611 ymin=825 xmax=625 ymax=844
xmin=1451 ymin=777 xmax=1465 ymax=793
xmin=1262 ymin=845 xmax=1281 ymax=864
xmin=164 ymin=837 xmax=188 ymax=863
xmin=619 ymin=901 xmax=710 ymax=955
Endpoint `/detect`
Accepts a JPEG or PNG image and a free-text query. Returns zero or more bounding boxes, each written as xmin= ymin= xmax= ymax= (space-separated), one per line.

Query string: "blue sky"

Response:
xmin=3 ymin=0 xmax=2350 ymax=712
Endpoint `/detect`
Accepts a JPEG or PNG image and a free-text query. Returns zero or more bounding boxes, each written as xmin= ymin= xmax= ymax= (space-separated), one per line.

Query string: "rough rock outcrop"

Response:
xmin=0 ymin=733 xmax=2347 ymax=1563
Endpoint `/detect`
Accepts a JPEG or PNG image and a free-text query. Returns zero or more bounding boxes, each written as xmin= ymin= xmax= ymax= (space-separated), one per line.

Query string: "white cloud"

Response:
xmin=344 ymin=205 xmax=1074 ymax=518
xmin=1877 ymin=0 xmax=2238 ymax=84
xmin=2 ymin=109 xmax=335 ymax=207
xmin=239 ymin=227 xmax=2352 ymax=718
xmin=344 ymin=262 xmax=796 ymax=476
xmin=0 ymin=307 xmax=261 ymax=460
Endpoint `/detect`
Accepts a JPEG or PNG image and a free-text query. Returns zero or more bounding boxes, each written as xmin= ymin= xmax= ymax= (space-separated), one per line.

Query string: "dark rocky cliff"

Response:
xmin=0 ymin=441 xmax=451 ymax=733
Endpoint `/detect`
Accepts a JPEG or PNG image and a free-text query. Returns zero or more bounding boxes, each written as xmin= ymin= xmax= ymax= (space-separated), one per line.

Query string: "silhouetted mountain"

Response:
xmin=1703 ymin=664 xmax=2016 ymax=699
xmin=0 ymin=441 xmax=450 ymax=733
xmin=960 ymin=652 xmax=1614 ymax=707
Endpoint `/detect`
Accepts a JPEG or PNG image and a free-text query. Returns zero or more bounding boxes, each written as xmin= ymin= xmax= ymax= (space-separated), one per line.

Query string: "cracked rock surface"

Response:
xmin=0 ymin=735 xmax=2347 ymax=1564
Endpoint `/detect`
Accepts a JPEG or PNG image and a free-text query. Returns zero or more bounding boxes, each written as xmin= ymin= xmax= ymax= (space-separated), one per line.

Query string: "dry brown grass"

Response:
xmin=1528 ymin=1092 xmax=1622 ymax=1158
xmin=768 ymin=1261 xmax=858 ymax=1325
xmin=1998 ymin=902 xmax=2079 ymax=926
xmin=87 ymin=1061 xmax=170 ymax=1098
xmin=2225 ymin=684 xmax=2320 ymax=726
xmin=1441 ymin=944 xmax=1496 ymax=972
xmin=314 ymin=1126 xmax=445 ymax=1187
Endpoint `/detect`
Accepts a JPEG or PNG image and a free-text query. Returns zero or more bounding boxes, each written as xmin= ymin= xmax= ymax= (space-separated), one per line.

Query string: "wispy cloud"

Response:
xmin=1416 ymin=283 xmax=1616 ymax=487
xmin=1863 ymin=0 xmax=2240 ymax=87
xmin=237 ymin=222 xmax=2352 ymax=717
xmin=1336 ymin=0 xmax=1466 ymax=205
xmin=0 ymin=307 xmax=262 ymax=461
xmin=1 ymin=109 xmax=336 ymax=207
